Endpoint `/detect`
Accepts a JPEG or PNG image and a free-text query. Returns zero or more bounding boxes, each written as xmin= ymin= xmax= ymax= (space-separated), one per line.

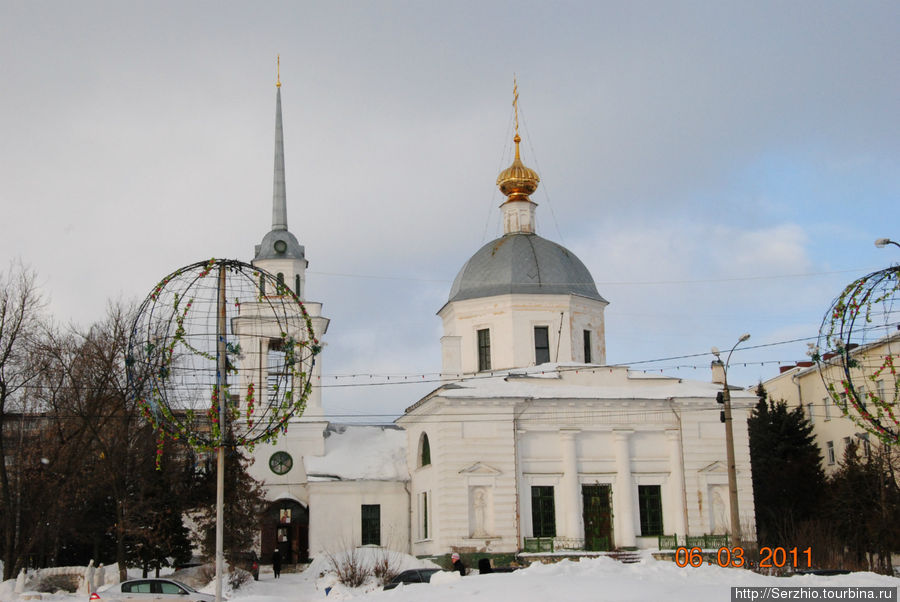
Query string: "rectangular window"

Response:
xmin=826 ymin=441 xmax=835 ymax=465
xmin=843 ymin=437 xmax=852 ymax=457
xmin=583 ymin=330 xmax=592 ymax=363
xmin=477 ymin=329 xmax=491 ymax=371
xmin=860 ymin=434 xmax=871 ymax=457
xmin=531 ymin=486 xmax=556 ymax=538
xmin=534 ymin=326 xmax=550 ymax=365
xmin=159 ymin=582 xmax=183 ymax=595
xmin=823 ymin=397 xmax=831 ymax=420
xmin=638 ymin=485 xmax=664 ymax=536
xmin=124 ymin=582 xmax=152 ymax=594
xmin=361 ymin=504 xmax=380 ymax=545
xmin=267 ymin=339 xmax=292 ymax=404
xmin=419 ymin=491 xmax=430 ymax=540
xmin=806 ymin=403 xmax=815 ymax=424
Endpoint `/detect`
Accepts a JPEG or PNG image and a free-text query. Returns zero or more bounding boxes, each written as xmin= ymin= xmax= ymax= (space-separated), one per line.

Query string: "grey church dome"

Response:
xmin=448 ymin=233 xmax=605 ymax=303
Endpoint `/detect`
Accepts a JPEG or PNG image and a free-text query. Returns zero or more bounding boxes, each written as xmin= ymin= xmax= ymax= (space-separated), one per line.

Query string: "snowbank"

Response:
xmin=305 ymin=546 xmax=440 ymax=599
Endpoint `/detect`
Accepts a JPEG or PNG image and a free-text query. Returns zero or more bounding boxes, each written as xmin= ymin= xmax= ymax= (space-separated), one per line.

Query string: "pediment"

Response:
xmin=699 ymin=460 xmax=726 ymax=474
xmin=458 ymin=462 xmax=502 ymax=476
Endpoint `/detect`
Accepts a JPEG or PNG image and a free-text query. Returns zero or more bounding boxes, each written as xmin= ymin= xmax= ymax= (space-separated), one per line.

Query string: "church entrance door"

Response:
xmin=261 ymin=500 xmax=309 ymax=564
xmin=582 ymin=484 xmax=612 ymax=551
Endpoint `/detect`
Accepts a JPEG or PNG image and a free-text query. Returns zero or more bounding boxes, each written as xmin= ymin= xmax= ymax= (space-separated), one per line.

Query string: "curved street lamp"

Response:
xmin=874 ymin=238 xmax=900 ymax=250
xmin=711 ymin=333 xmax=750 ymax=548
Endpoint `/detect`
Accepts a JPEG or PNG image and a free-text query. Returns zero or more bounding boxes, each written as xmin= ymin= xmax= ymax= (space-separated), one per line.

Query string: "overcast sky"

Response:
xmin=2 ymin=1 xmax=898 ymax=421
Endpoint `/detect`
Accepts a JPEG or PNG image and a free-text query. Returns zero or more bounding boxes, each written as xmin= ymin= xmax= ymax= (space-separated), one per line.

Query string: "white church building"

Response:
xmin=245 ymin=77 xmax=757 ymax=562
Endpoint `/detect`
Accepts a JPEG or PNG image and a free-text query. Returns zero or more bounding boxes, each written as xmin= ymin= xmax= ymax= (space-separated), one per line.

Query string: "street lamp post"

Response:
xmin=712 ymin=333 xmax=750 ymax=548
xmin=874 ymin=238 xmax=900 ymax=250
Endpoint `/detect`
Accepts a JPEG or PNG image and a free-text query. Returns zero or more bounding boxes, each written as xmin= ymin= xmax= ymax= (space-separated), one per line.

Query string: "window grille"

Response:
xmin=361 ymin=504 xmax=381 ymax=545
xmin=531 ymin=486 xmax=556 ymax=538
xmin=638 ymin=485 xmax=663 ymax=536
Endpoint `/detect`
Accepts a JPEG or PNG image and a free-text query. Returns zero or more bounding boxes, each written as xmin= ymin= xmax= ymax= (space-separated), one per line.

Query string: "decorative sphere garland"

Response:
xmin=126 ymin=259 xmax=320 ymax=460
xmin=814 ymin=265 xmax=900 ymax=445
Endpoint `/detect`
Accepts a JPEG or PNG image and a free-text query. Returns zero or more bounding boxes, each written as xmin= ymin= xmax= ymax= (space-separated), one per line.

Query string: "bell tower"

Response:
xmin=251 ymin=57 xmax=329 ymax=420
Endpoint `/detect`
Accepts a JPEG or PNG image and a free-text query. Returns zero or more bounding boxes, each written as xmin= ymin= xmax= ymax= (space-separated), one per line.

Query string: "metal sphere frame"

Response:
xmin=815 ymin=265 xmax=900 ymax=445
xmin=126 ymin=258 xmax=320 ymax=451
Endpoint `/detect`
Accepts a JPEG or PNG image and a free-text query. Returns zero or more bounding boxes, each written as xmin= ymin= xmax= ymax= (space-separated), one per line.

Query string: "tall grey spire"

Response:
xmin=254 ymin=60 xmax=305 ymax=263
xmin=272 ymin=85 xmax=288 ymax=231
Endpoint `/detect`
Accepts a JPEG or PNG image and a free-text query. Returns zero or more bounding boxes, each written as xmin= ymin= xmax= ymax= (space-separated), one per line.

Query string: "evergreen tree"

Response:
xmin=748 ymin=384 xmax=825 ymax=546
xmin=193 ymin=447 xmax=267 ymax=569
xmin=825 ymin=441 xmax=900 ymax=573
xmin=125 ymin=442 xmax=195 ymax=577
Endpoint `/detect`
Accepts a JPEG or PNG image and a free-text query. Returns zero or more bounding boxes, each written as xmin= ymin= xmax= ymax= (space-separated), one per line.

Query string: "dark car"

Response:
xmin=233 ymin=551 xmax=260 ymax=580
xmin=383 ymin=568 xmax=443 ymax=590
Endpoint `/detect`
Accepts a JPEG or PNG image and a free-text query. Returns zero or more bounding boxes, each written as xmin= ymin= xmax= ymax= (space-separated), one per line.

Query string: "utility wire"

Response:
xmin=304 ymin=267 xmax=877 ymax=287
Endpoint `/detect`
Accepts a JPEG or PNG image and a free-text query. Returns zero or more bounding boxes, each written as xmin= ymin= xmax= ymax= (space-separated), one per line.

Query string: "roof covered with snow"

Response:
xmin=404 ymin=363 xmax=756 ymax=413
xmin=303 ymin=423 xmax=408 ymax=482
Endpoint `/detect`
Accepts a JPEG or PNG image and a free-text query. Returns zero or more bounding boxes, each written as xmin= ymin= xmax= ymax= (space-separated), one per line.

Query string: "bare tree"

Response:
xmin=0 ymin=261 xmax=46 ymax=580
xmin=38 ymin=302 xmax=168 ymax=581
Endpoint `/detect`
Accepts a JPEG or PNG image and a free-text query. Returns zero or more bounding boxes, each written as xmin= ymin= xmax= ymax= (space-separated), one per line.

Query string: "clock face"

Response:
xmin=274 ymin=240 xmax=287 ymax=253
xmin=269 ymin=451 xmax=293 ymax=475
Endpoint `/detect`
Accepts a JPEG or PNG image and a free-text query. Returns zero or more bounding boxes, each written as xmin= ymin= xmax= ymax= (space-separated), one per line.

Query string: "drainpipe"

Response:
xmin=404 ymin=479 xmax=414 ymax=554
xmin=791 ymin=372 xmax=803 ymax=415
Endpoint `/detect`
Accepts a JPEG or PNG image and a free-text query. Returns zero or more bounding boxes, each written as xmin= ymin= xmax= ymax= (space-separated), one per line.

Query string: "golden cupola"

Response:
xmin=496 ymin=134 xmax=540 ymax=202
xmin=496 ymin=79 xmax=540 ymax=235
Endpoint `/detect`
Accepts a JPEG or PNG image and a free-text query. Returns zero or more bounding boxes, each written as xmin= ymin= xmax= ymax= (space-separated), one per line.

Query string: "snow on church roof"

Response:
xmin=407 ymin=363 xmax=756 ymax=411
xmin=304 ymin=424 xmax=408 ymax=482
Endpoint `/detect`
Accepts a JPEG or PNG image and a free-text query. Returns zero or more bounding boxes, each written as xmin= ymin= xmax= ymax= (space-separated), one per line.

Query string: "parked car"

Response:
xmin=383 ymin=568 xmax=443 ymax=590
xmin=90 ymin=578 xmax=214 ymax=602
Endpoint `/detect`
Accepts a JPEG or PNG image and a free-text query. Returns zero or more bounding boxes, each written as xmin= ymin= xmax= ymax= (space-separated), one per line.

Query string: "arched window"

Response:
xmin=259 ymin=274 xmax=266 ymax=296
xmin=419 ymin=432 xmax=431 ymax=467
xmin=295 ymin=274 xmax=301 ymax=297
xmin=277 ymin=272 xmax=285 ymax=294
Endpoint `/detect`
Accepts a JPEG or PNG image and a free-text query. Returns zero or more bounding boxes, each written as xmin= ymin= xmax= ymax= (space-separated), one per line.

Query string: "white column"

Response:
xmin=559 ymin=429 xmax=581 ymax=540
xmin=666 ymin=429 xmax=687 ymax=540
xmin=303 ymin=314 xmax=329 ymax=419
xmin=613 ymin=430 xmax=636 ymax=547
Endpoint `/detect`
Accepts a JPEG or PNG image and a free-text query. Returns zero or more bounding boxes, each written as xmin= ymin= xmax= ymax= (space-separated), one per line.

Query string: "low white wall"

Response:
xmin=308 ymin=480 xmax=410 ymax=557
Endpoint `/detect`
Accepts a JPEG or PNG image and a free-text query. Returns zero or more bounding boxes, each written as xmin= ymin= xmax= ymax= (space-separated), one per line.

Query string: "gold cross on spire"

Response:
xmin=513 ymin=75 xmax=519 ymax=139
xmin=276 ymin=54 xmax=281 ymax=88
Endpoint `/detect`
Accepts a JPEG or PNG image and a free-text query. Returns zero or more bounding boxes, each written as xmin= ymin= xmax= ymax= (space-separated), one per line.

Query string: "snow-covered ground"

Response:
xmin=3 ymin=553 xmax=899 ymax=602
xmin=215 ymin=556 xmax=900 ymax=602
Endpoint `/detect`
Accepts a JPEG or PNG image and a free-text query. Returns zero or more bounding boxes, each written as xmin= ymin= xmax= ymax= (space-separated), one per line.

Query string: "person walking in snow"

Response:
xmin=272 ymin=548 xmax=282 ymax=579
xmin=451 ymin=552 xmax=467 ymax=576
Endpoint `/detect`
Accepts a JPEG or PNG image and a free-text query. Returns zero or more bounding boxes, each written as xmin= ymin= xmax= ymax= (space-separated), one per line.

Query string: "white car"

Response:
xmin=90 ymin=578 xmax=214 ymax=602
